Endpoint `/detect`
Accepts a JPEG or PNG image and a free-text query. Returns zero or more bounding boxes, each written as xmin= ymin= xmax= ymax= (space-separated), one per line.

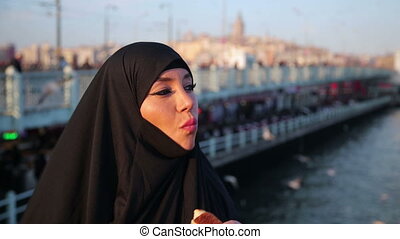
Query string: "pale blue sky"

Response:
xmin=0 ymin=0 xmax=399 ymax=55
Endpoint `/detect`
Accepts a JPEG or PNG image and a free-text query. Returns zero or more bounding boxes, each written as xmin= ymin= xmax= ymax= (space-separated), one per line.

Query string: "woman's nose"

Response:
xmin=176 ymin=90 xmax=194 ymax=112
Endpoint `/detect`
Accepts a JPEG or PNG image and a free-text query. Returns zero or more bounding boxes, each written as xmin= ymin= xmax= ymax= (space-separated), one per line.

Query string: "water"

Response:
xmin=221 ymin=108 xmax=400 ymax=224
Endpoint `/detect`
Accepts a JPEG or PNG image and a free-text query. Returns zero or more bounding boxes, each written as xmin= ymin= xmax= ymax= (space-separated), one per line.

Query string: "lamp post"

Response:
xmin=104 ymin=4 xmax=118 ymax=57
xmin=160 ymin=3 xmax=173 ymax=44
xmin=175 ymin=18 xmax=187 ymax=42
xmin=39 ymin=0 xmax=62 ymax=66
xmin=55 ymin=0 xmax=61 ymax=61
xmin=133 ymin=12 xmax=149 ymax=42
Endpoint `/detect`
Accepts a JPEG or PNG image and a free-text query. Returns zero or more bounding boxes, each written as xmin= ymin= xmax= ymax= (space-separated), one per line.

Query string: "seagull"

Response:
xmin=294 ymin=154 xmax=312 ymax=164
xmin=287 ymin=177 xmax=302 ymax=190
xmin=223 ymin=175 xmax=239 ymax=190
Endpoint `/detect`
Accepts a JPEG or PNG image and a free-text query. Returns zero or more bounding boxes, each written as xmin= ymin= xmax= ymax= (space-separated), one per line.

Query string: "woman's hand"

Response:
xmin=223 ymin=220 xmax=241 ymax=224
xmin=192 ymin=209 xmax=241 ymax=224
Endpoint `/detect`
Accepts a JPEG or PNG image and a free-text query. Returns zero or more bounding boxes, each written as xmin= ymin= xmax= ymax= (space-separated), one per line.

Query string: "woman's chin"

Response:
xmin=180 ymin=140 xmax=196 ymax=151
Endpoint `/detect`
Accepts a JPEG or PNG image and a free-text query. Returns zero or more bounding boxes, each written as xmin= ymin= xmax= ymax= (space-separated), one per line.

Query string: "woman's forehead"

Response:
xmin=156 ymin=68 xmax=192 ymax=82
xmin=159 ymin=68 xmax=190 ymax=77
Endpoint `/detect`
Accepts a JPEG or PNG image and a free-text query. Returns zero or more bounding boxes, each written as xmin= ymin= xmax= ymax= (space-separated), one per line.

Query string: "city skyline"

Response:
xmin=0 ymin=0 xmax=399 ymax=56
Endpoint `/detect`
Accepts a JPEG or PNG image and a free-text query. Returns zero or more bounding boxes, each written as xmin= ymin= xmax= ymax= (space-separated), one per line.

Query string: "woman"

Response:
xmin=22 ymin=42 xmax=238 ymax=223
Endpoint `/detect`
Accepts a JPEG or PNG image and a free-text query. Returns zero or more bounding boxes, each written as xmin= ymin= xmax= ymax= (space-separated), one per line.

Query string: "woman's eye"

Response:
xmin=151 ymin=89 xmax=172 ymax=96
xmin=184 ymin=83 xmax=197 ymax=91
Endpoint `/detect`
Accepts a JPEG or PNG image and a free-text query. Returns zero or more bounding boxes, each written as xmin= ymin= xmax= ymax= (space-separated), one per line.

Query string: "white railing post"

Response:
xmin=270 ymin=123 xmax=277 ymax=136
xmin=62 ymin=65 xmax=77 ymax=108
xmin=296 ymin=117 xmax=301 ymax=129
xmin=70 ymin=71 xmax=80 ymax=110
xmin=209 ymin=138 xmax=216 ymax=158
xmin=251 ymin=63 xmax=261 ymax=86
xmin=5 ymin=68 xmax=23 ymax=131
xmin=289 ymin=66 xmax=297 ymax=83
xmin=279 ymin=121 xmax=286 ymax=136
xmin=287 ymin=119 xmax=293 ymax=132
xmin=251 ymin=128 xmax=258 ymax=144
xmin=225 ymin=133 xmax=233 ymax=152
xmin=209 ymin=65 xmax=219 ymax=92
xmin=239 ymin=131 xmax=246 ymax=147
xmin=6 ymin=191 xmax=17 ymax=224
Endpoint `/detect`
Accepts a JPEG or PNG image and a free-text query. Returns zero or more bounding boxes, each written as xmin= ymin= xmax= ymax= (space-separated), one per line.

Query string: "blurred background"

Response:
xmin=1 ymin=0 xmax=400 ymax=224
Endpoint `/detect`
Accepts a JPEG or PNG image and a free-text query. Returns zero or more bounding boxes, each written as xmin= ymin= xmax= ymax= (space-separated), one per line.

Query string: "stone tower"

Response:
xmin=231 ymin=13 xmax=245 ymax=44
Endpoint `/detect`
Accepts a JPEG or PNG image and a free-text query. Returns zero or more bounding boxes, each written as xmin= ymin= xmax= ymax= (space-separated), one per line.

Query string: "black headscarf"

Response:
xmin=21 ymin=42 xmax=238 ymax=223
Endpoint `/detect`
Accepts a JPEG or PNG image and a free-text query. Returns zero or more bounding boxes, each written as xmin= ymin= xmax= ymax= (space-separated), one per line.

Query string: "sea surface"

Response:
xmin=221 ymin=107 xmax=400 ymax=224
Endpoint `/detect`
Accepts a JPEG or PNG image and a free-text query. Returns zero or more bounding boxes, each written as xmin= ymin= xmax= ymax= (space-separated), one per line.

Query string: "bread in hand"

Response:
xmin=191 ymin=209 xmax=223 ymax=224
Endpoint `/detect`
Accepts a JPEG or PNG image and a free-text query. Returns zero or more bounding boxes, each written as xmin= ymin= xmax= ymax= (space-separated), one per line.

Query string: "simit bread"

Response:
xmin=191 ymin=209 xmax=223 ymax=224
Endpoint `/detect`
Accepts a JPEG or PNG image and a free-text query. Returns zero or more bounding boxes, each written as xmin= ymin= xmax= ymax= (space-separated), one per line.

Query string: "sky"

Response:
xmin=0 ymin=0 xmax=399 ymax=56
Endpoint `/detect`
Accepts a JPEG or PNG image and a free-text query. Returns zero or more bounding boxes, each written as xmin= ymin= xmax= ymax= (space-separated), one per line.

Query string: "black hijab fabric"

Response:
xmin=22 ymin=42 xmax=238 ymax=223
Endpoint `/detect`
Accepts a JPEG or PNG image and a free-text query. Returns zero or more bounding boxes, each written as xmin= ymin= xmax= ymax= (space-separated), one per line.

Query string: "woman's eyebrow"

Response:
xmin=156 ymin=77 xmax=173 ymax=82
xmin=156 ymin=73 xmax=192 ymax=82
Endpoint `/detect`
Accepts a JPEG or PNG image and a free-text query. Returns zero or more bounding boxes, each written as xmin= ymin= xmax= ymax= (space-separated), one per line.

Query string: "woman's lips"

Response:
xmin=181 ymin=118 xmax=197 ymax=133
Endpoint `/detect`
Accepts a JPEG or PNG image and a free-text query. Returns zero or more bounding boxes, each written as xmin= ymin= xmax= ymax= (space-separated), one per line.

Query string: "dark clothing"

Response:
xmin=33 ymin=154 xmax=47 ymax=180
xmin=10 ymin=58 xmax=22 ymax=73
xmin=0 ymin=146 xmax=25 ymax=193
xmin=22 ymin=42 xmax=238 ymax=223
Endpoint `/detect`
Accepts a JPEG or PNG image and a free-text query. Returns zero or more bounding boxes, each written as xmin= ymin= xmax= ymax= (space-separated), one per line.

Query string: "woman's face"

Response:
xmin=140 ymin=68 xmax=198 ymax=150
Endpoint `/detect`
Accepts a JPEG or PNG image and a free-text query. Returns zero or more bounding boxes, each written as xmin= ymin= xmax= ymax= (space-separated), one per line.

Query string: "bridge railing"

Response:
xmin=193 ymin=66 xmax=393 ymax=102
xmin=194 ymin=65 xmax=392 ymax=92
xmin=0 ymin=65 xmax=395 ymax=132
xmin=200 ymin=96 xmax=391 ymax=161
xmin=0 ymin=189 xmax=34 ymax=224
xmin=0 ymin=70 xmax=98 ymax=113
xmin=0 ymin=66 xmax=393 ymax=117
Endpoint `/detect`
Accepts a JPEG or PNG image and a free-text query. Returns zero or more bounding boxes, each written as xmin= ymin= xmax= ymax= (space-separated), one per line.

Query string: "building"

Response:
xmin=17 ymin=42 xmax=122 ymax=70
xmin=231 ymin=13 xmax=245 ymax=45
xmin=395 ymin=50 xmax=400 ymax=73
xmin=40 ymin=43 xmax=56 ymax=69
xmin=18 ymin=43 xmax=57 ymax=70
xmin=19 ymin=44 xmax=39 ymax=68
xmin=0 ymin=44 xmax=16 ymax=66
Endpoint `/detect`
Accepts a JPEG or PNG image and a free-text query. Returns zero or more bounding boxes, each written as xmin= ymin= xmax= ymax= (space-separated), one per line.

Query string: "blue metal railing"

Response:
xmin=0 ymin=189 xmax=34 ymax=224
xmin=0 ymin=66 xmax=393 ymax=112
xmin=0 ymin=65 xmax=394 ymax=132
xmin=199 ymin=96 xmax=391 ymax=164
